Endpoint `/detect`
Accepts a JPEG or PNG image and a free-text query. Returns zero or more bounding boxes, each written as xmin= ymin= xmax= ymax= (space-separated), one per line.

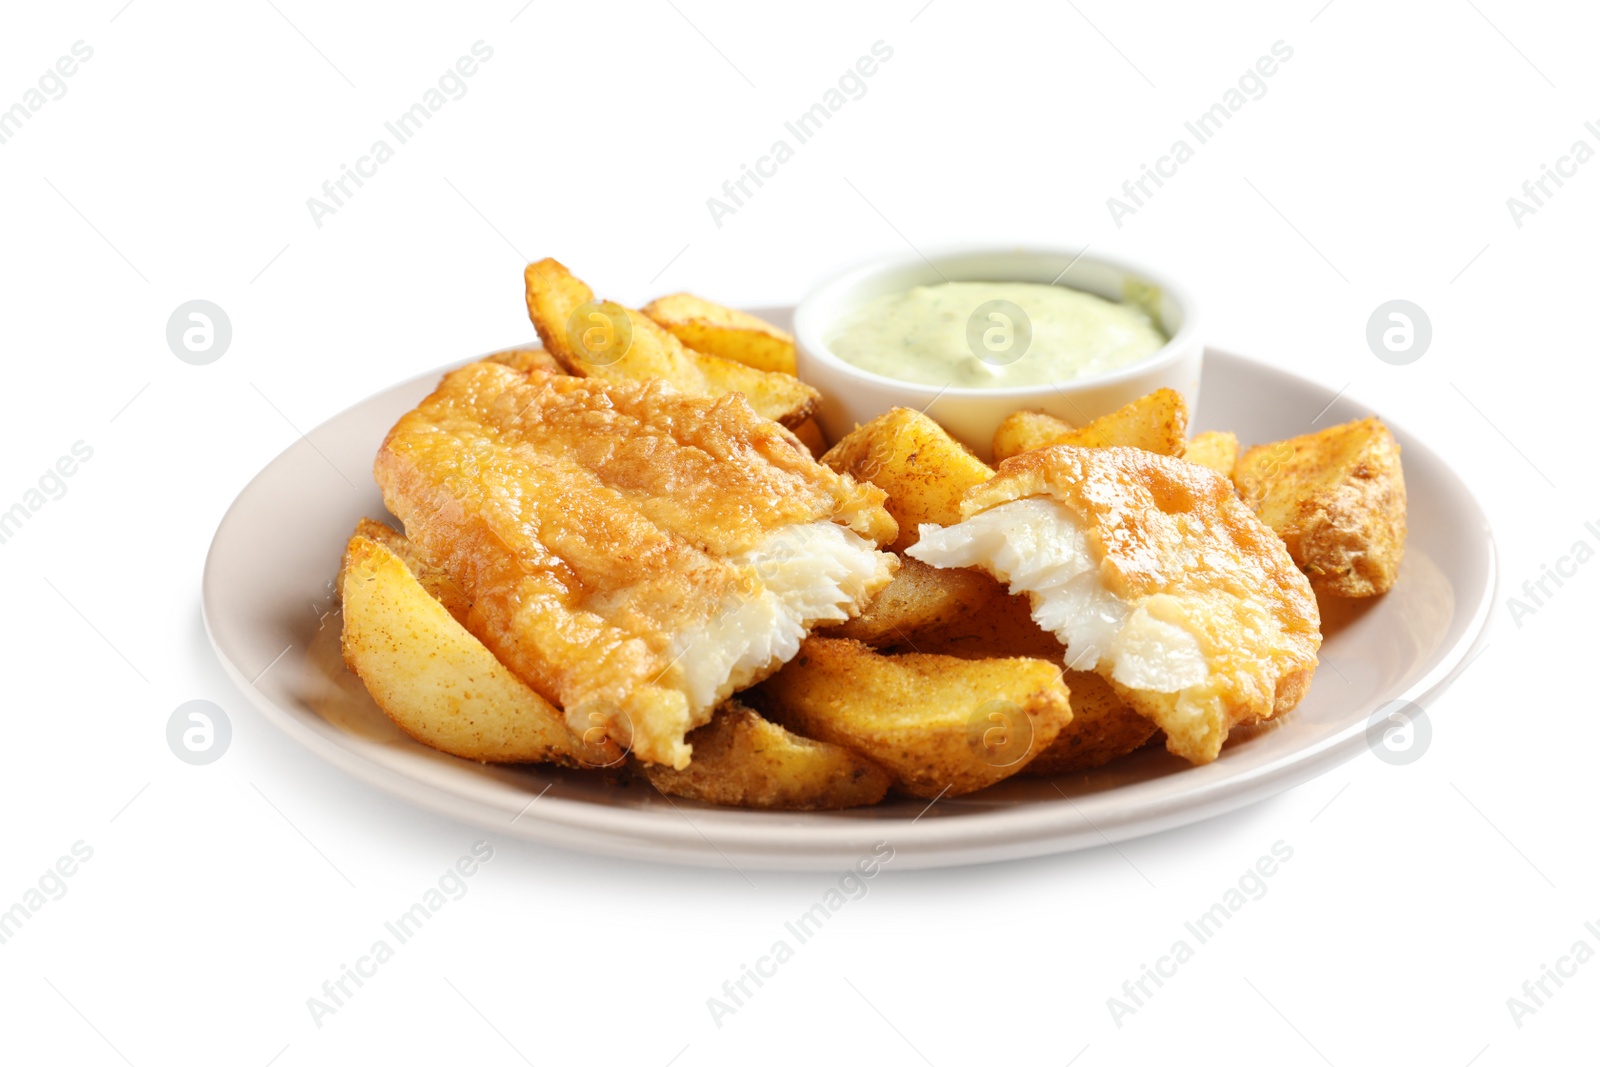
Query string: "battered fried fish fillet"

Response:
xmin=907 ymin=445 xmax=1320 ymax=764
xmin=485 ymin=346 xmax=566 ymax=376
xmin=375 ymin=361 xmax=899 ymax=768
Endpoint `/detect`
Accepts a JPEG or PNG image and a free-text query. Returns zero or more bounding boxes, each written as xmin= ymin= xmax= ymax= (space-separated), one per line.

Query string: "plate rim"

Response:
xmin=202 ymin=344 xmax=1498 ymax=871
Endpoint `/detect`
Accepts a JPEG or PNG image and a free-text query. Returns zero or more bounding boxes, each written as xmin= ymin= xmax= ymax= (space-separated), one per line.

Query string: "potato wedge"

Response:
xmin=906 ymin=588 xmax=1065 ymax=660
xmin=340 ymin=529 xmax=615 ymax=766
xmin=642 ymin=293 xmax=797 ymax=375
xmin=1023 ymin=671 xmax=1160 ymax=776
xmin=484 ymin=346 xmax=566 ymax=376
xmin=821 ymin=408 xmax=994 ymax=552
xmin=833 ymin=557 xmax=1005 ymax=647
xmin=910 ymin=594 xmax=1159 ymax=774
xmin=1183 ymin=430 xmax=1239 ymax=477
xmin=1233 ymin=417 xmax=1406 ymax=597
xmin=991 ymin=390 xmax=1189 ymax=463
xmin=759 ymin=637 xmax=1072 ymax=797
xmin=792 ymin=418 xmax=827 ymax=458
xmin=992 ymin=410 xmax=1074 ymax=462
xmin=344 ymin=518 xmax=473 ymax=624
xmin=643 ymin=700 xmax=891 ymax=810
xmin=1052 ymin=388 xmax=1188 ymax=455
xmin=525 ymin=259 xmax=818 ymax=426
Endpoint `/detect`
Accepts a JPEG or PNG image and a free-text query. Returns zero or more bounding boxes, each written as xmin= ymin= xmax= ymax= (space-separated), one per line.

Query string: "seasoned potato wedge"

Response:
xmin=907 ymin=587 xmax=1065 ymax=661
xmin=340 ymin=529 xmax=613 ymax=766
xmin=833 ymin=557 xmax=1005 ymax=647
xmin=792 ymin=418 xmax=827 ymax=458
xmin=642 ymin=293 xmax=797 ymax=375
xmin=1183 ymin=430 xmax=1239 ymax=477
xmin=1233 ymin=416 xmax=1406 ymax=597
xmin=525 ymin=258 xmax=819 ymax=427
xmin=992 ymin=390 xmax=1189 ymax=463
xmin=643 ymin=700 xmax=891 ymax=810
xmin=485 ymin=346 xmax=566 ymax=376
xmin=821 ymin=408 xmax=994 ymax=552
xmin=1023 ymin=670 xmax=1160 ymax=776
xmin=1051 ymin=388 xmax=1188 ymax=455
xmin=992 ymin=410 xmax=1074 ymax=462
xmin=344 ymin=518 xmax=473 ymax=624
xmin=910 ymin=594 xmax=1159 ymax=774
xmin=759 ymin=637 xmax=1072 ymax=797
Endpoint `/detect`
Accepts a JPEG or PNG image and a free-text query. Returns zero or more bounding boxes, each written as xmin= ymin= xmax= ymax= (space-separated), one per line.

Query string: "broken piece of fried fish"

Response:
xmin=374 ymin=361 xmax=899 ymax=768
xmin=908 ymin=445 xmax=1320 ymax=764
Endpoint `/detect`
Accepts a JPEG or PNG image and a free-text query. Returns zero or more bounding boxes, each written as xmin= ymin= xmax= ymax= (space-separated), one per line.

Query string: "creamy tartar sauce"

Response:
xmin=825 ymin=281 xmax=1166 ymax=388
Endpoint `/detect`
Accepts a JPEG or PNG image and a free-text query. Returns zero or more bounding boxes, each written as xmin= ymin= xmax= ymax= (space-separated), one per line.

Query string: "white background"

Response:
xmin=1 ymin=1 xmax=1595 ymax=1063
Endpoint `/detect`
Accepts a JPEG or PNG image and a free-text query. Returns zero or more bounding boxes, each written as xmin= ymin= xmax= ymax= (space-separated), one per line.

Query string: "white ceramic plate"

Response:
xmin=202 ymin=317 xmax=1495 ymax=871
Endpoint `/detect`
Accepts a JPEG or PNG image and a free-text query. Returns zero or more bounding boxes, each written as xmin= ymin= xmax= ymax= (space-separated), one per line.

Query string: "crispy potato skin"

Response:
xmin=643 ymin=701 xmax=891 ymax=810
xmin=833 ymin=557 xmax=1006 ymax=647
xmin=339 ymin=530 xmax=610 ymax=766
xmin=1053 ymin=388 xmax=1188 ymax=455
xmin=908 ymin=594 xmax=1160 ymax=774
xmin=821 ymin=408 xmax=995 ymax=552
xmin=1183 ymin=430 xmax=1239 ymax=478
xmin=525 ymin=259 xmax=819 ymax=427
xmin=346 ymin=517 xmax=473 ymax=624
xmin=906 ymin=588 xmax=1066 ymax=661
xmin=1233 ymin=417 xmax=1406 ymax=597
xmin=991 ymin=390 xmax=1189 ymax=462
xmin=642 ymin=293 xmax=798 ymax=376
xmin=1023 ymin=671 xmax=1159 ymax=776
xmin=792 ymin=418 xmax=828 ymax=458
xmin=759 ymin=637 xmax=1072 ymax=798
xmin=992 ymin=410 xmax=1074 ymax=462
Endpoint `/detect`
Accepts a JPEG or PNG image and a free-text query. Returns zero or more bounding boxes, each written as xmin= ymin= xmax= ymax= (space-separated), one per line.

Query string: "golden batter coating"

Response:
xmin=374 ymin=361 xmax=897 ymax=768
xmin=926 ymin=445 xmax=1321 ymax=764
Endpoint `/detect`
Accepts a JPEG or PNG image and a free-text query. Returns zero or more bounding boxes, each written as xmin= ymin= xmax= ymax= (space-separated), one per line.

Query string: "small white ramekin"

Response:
xmin=792 ymin=247 xmax=1203 ymax=460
